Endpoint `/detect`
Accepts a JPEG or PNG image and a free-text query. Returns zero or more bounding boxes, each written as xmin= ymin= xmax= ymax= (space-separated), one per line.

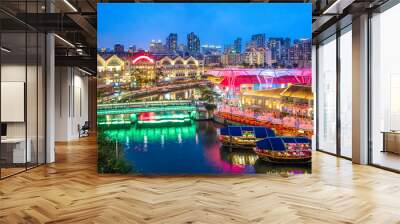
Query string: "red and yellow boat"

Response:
xmin=219 ymin=126 xmax=275 ymax=149
xmin=254 ymin=137 xmax=312 ymax=164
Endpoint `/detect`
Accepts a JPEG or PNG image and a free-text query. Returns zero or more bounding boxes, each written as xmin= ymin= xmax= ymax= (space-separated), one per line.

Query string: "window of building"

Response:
xmin=370 ymin=3 xmax=400 ymax=171
xmin=339 ymin=26 xmax=352 ymax=158
xmin=317 ymin=35 xmax=337 ymax=154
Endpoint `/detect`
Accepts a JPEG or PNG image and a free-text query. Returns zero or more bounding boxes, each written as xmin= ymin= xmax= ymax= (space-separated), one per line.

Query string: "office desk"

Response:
xmin=382 ymin=131 xmax=400 ymax=154
xmin=1 ymin=138 xmax=31 ymax=163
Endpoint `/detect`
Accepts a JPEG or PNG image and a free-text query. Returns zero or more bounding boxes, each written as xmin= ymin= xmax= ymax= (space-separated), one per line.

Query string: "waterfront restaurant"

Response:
xmin=240 ymin=85 xmax=313 ymax=119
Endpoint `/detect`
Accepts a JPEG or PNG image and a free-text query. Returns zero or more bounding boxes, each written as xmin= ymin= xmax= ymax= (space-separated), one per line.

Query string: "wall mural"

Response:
xmin=97 ymin=3 xmax=313 ymax=175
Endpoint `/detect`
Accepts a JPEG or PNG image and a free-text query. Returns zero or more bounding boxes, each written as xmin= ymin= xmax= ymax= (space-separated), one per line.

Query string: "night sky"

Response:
xmin=98 ymin=3 xmax=311 ymax=50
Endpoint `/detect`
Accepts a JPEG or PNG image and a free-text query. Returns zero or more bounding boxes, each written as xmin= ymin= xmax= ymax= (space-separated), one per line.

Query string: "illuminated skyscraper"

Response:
xmin=166 ymin=33 xmax=178 ymax=52
xmin=187 ymin=32 xmax=200 ymax=55
xmin=268 ymin=38 xmax=283 ymax=66
xmin=233 ymin=37 xmax=242 ymax=53
xmin=251 ymin=34 xmax=266 ymax=48
xmin=149 ymin=40 xmax=163 ymax=53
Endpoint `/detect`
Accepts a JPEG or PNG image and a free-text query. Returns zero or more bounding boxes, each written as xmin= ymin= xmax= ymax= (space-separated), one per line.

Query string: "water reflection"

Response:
xmin=219 ymin=147 xmax=311 ymax=175
xmin=101 ymin=121 xmax=311 ymax=175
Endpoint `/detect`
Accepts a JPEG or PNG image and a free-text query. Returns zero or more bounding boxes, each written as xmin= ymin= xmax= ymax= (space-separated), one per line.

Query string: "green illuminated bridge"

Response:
xmin=97 ymin=100 xmax=199 ymax=116
xmin=97 ymin=100 xmax=208 ymax=126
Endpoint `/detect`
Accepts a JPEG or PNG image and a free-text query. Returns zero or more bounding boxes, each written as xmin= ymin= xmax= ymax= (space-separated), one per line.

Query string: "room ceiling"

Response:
xmin=0 ymin=0 xmax=97 ymax=74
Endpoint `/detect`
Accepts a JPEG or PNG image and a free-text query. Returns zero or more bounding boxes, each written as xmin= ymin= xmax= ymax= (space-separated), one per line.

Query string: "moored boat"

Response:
xmin=218 ymin=126 xmax=275 ymax=149
xmin=254 ymin=137 xmax=312 ymax=164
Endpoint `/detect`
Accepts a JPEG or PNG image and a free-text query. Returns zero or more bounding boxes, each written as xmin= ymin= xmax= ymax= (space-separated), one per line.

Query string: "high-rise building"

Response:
xmin=187 ymin=32 xmax=200 ymax=55
xmin=245 ymin=40 xmax=257 ymax=51
xmin=264 ymin=48 xmax=272 ymax=68
xmin=281 ymin=38 xmax=291 ymax=66
xmin=221 ymin=52 xmax=241 ymax=66
xmin=293 ymin=38 xmax=312 ymax=68
xmin=251 ymin=34 xmax=266 ymax=48
xmin=128 ymin=45 xmax=136 ymax=53
xmin=149 ymin=40 xmax=164 ymax=53
xmin=268 ymin=38 xmax=283 ymax=66
xmin=233 ymin=38 xmax=242 ymax=54
xmin=114 ymin=44 xmax=124 ymax=53
xmin=205 ymin=55 xmax=222 ymax=66
xmin=202 ymin=44 xmax=222 ymax=55
xmin=166 ymin=33 xmax=178 ymax=52
xmin=244 ymin=48 xmax=265 ymax=67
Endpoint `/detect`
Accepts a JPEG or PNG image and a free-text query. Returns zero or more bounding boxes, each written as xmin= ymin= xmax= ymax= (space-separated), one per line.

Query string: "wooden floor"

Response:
xmin=1 ymin=136 xmax=400 ymax=224
xmin=373 ymin=151 xmax=400 ymax=171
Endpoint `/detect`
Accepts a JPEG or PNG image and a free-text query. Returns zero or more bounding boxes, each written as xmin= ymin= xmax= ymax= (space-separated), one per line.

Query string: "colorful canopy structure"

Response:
xmin=219 ymin=126 xmax=276 ymax=138
xmin=206 ymin=68 xmax=312 ymax=88
xmin=256 ymin=137 xmax=311 ymax=151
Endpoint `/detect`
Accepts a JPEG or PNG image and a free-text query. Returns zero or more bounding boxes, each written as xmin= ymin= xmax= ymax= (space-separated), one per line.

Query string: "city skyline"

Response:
xmin=101 ymin=33 xmax=310 ymax=53
xmin=98 ymin=3 xmax=311 ymax=49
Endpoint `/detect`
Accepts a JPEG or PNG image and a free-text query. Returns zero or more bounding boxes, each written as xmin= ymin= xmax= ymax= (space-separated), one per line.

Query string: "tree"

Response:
xmin=198 ymin=86 xmax=220 ymax=118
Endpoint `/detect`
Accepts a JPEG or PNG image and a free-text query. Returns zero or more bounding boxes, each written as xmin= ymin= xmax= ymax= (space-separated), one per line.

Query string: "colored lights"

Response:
xmin=132 ymin=55 xmax=155 ymax=64
xmin=206 ymin=68 xmax=312 ymax=88
xmin=138 ymin=119 xmax=191 ymax=124
xmin=97 ymin=105 xmax=197 ymax=115
xmin=138 ymin=112 xmax=192 ymax=124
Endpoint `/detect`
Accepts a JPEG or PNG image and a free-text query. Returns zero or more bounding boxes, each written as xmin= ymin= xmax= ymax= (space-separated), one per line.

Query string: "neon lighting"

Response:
xmin=138 ymin=112 xmax=156 ymax=121
xmin=132 ymin=55 xmax=154 ymax=64
xmin=206 ymin=68 xmax=312 ymax=88
xmin=97 ymin=105 xmax=196 ymax=115
xmin=138 ymin=112 xmax=192 ymax=124
xmin=137 ymin=119 xmax=191 ymax=124
xmin=98 ymin=100 xmax=194 ymax=109
xmin=102 ymin=124 xmax=197 ymax=143
xmin=98 ymin=120 xmax=131 ymax=125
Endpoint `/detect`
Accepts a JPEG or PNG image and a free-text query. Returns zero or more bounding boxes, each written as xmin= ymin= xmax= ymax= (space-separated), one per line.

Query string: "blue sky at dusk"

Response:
xmin=98 ymin=3 xmax=311 ymax=50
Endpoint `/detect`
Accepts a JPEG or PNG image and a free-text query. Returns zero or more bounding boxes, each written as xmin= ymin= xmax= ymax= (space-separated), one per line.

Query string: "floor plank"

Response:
xmin=0 ymin=135 xmax=400 ymax=224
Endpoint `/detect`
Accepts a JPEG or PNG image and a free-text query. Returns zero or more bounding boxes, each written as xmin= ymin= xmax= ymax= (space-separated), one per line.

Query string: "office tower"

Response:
xmin=114 ymin=44 xmax=124 ymax=53
xmin=149 ymin=40 xmax=163 ymax=53
xmin=166 ymin=33 xmax=178 ymax=52
xmin=280 ymin=38 xmax=291 ymax=66
xmin=251 ymin=34 xmax=266 ymax=48
xmin=202 ymin=44 xmax=222 ymax=55
xmin=244 ymin=48 xmax=265 ymax=67
xmin=233 ymin=37 xmax=242 ymax=53
xmin=245 ymin=40 xmax=257 ymax=50
xmin=128 ymin=45 xmax=136 ymax=53
xmin=293 ymin=38 xmax=312 ymax=68
xmin=268 ymin=38 xmax=283 ymax=66
xmin=264 ymin=48 xmax=272 ymax=68
xmin=187 ymin=32 xmax=200 ymax=55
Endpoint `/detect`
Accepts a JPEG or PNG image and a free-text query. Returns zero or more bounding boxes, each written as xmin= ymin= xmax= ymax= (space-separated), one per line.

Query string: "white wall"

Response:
xmin=54 ymin=67 xmax=89 ymax=141
xmin=1 ymin=64 xmax=26 ymax=138
xmin=1 ymin=63 xmax=46 ymax=164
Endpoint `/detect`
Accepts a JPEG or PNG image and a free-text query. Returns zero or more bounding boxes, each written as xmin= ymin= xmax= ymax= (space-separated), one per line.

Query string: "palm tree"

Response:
xmin=199 ymin=86 xmax=220 ymax=119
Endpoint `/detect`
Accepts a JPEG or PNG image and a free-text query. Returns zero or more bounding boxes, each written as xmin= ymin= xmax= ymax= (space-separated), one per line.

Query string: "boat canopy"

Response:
xmin=219 ymin=126 xmax=275 ymax=138
xmin=256 ymin=137 xmax=311 ymax=151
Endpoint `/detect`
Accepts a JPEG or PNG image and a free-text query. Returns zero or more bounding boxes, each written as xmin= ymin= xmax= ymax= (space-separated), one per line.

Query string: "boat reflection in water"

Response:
xmin=101 ymin=121 xmax=311 ymax=175
xmin=220 ymin=147 xmax=311 ymax=175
